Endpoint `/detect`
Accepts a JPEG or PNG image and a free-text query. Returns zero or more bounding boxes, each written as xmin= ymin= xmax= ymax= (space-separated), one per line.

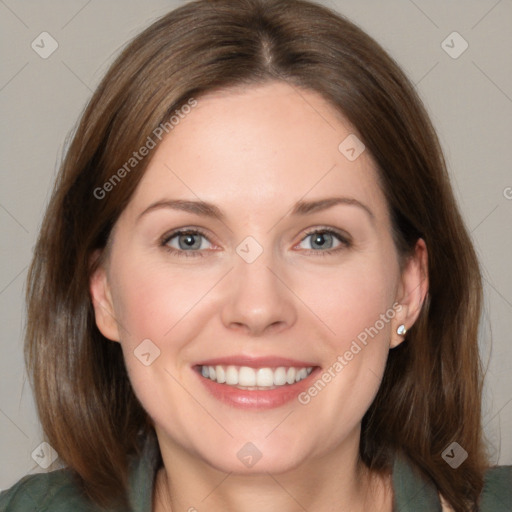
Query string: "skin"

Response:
xmin=90 ymin=81 xmax=428 ymax=512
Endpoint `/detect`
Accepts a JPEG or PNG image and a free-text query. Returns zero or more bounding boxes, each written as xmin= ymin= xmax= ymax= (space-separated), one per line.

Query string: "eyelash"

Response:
xmin=298 ymin=228 xmax=352 ymax=256
xmin=160 ymin=228 xmax=211 ymax=258
xmin=159 ymin=227 xmax=352 ymax=258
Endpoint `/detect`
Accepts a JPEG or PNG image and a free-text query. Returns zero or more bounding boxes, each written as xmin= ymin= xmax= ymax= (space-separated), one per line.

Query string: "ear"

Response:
xmin=89 ymin=250 xmax=120 ymax=342
xmin=391 ymin=238 xmax=429 ymax=348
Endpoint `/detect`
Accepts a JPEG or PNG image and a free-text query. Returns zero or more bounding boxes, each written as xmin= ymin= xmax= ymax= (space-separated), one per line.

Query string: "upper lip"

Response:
xmin=194 ymin=355 xmax=318 ymax=369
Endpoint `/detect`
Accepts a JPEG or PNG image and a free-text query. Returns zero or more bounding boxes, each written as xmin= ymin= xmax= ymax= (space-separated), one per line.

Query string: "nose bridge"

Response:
xmin=220 ymin=246 xmax=297 ymax=335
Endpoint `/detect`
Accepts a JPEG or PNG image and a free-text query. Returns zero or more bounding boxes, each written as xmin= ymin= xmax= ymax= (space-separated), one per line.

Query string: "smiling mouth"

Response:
xmin=196 ymin=364 xmax=314 ymax=390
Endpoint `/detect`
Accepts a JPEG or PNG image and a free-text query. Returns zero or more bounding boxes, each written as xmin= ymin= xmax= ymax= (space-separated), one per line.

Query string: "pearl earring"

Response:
xmin=397 ymin=324 xmax=407 ymax=336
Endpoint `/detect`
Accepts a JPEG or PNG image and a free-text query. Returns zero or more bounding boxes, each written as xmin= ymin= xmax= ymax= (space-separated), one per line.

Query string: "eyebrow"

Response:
xmin=137 ymin=196 xmax=374 ymax=223
xmin=137 ymin=199 xmax=226 ymax=222
xmin=292 ymin=197 xmax=374 ymax=220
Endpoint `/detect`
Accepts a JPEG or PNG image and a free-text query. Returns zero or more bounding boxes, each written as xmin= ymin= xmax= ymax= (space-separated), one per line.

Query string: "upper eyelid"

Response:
xmin=294 ymin=229 xmax=351 ymax=250
xmin=161 ymin=227 xmax=350 ymax=250
xmin=161 ymin=227 xmax=213 ymax=243
xmin=302 ymin=227 xmax=350 ymax=239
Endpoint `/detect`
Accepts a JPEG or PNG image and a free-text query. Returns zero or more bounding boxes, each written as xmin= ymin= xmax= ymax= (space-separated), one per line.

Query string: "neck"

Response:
xmin=153 ymin=428 xmax=393 ymax=512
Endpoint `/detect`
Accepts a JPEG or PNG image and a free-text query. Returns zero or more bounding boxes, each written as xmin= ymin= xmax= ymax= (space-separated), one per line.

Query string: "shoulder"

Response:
xmin=479 ymin=464 xmax=512 ymax=511
xmin=1 ymin=433 xmax=158 ymax=512
xmin=393 ymin=453 xmax=512 ymax=512
xmin=0 ymin=469 xmax=101 ymax=512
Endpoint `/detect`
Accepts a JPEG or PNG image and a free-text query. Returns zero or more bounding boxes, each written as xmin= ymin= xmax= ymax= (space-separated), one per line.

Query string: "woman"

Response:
xmin=1 ymin=0 xmax=510 ymax=511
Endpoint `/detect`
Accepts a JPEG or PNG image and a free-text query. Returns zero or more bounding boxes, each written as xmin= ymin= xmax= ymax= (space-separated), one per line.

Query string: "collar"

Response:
xmin=391 ymin=454 xmax=442 ymax=511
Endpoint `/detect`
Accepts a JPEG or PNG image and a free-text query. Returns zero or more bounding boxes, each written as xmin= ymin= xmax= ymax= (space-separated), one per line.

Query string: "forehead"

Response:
xmin=123 ymin=81 xmax=388 ymax=222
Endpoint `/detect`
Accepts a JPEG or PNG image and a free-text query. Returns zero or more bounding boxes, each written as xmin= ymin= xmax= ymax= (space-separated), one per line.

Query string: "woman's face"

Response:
xmin=91 ymin=81 xmax=426 ymax=475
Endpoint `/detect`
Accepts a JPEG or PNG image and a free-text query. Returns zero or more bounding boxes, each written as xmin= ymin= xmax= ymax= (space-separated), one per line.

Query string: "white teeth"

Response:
xmin=238 ymin=366 xmax=256 ymax=386
xmin=215 ymin=365 xmax=226 ymax=383
xmin=296 ymin=368 xmax=308 ymax=382
xmin=199 ymin=364 xmax=314 ymax=388
xmin=225 ymin=365 xmax=238 ymax=385
xmin=256 ymin=368 xmax=274 ymax=387
xmin=273 ymin=367 xmax=287 ymax=386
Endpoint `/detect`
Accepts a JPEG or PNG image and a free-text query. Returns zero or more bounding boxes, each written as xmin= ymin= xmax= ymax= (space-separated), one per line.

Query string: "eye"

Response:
xmin=161 ymin=229 xmax=213 ymax=256
xmin=296 ymin=229 xmax=351 ymax=253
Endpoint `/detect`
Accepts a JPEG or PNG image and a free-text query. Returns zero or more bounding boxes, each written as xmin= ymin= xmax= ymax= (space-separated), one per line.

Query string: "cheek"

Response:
xmin=107 ymin=254 xmax=228 ymax=405
xmin=110 ymin=255 xmax=220 ymax=348
xmin=107 ymin=256 xmax=215 ymax=431
xmin=292 ymin=252 xmax=399 ymax=432
xmin=296 ymin=255 xmax=399 ymax=352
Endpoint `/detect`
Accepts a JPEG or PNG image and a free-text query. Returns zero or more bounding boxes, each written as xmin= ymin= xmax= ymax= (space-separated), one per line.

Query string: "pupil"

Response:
xmin=180 ymin=234 xmax=198 ymax=248
xmin=312 ymin=233 xmax=332 ymax=249
xmin=315 ymin=234 xmax=325 ymax=246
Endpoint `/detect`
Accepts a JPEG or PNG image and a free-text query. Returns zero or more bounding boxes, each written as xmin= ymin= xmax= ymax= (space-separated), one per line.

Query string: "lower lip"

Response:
xmin=195 ymin=367 xmax=320 ymax=410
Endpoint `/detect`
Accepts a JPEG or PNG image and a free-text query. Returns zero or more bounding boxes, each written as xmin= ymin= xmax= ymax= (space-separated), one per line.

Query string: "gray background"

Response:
xmin=1 ymin=0 xmax=511 ymax=490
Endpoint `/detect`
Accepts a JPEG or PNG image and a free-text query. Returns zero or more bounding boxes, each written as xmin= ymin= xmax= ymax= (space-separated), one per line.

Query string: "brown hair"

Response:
xmin=25 ymin=0 xmax=488 ymax=510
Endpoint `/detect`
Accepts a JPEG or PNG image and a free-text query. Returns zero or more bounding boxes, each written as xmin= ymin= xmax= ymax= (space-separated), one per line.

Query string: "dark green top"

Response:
xmin=1 ymin=437 xmax=511 ymax=511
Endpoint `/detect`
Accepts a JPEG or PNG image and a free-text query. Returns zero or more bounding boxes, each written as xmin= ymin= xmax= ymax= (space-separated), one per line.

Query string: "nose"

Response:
xmin=220 ymin=254 xmax=298 ymax=337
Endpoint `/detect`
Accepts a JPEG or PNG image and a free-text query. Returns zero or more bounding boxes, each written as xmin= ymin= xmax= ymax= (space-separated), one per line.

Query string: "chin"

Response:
xmin=195 ymin=435 xmax=311 ymax=476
